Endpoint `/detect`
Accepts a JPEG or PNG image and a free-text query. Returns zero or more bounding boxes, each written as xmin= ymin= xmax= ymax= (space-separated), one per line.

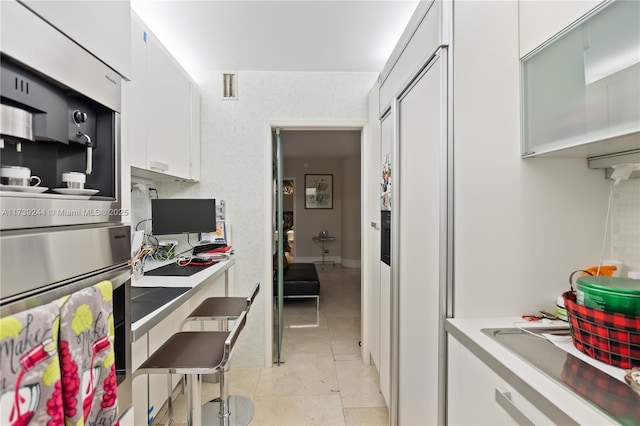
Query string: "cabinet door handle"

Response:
xmin=149 ymin=161 xmax=169 ymax=172
xmin=495 ymin=387 xmax=535 ymax=426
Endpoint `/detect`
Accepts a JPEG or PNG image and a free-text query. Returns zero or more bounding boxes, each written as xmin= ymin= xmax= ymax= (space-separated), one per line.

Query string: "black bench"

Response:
xmin=273 ymin=262 xmax=320 ymax=327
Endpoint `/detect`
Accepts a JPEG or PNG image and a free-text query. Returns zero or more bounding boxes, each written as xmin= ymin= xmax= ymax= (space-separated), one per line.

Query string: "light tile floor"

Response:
xmin=152 ymin=265 xmax=388 ymax=425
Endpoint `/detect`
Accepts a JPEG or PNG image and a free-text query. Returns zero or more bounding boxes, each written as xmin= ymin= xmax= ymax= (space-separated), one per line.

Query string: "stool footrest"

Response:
xmin=202 ymin=395 xmax=254 ymax=426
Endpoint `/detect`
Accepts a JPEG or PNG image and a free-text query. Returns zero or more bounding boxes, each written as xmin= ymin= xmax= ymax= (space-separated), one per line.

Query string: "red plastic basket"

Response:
xmin=563 ymin=291 xmax=640 ymax=369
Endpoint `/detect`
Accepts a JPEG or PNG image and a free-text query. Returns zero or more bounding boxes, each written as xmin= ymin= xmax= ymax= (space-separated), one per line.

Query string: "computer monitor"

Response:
xmin=151 ymin=198 xmax=216 ymax=236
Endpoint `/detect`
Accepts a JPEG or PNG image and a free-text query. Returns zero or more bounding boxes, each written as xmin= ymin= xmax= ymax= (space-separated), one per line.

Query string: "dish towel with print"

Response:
xmin=0 ymin=300 xmax=64 ymax=426
xmin=58 ymin=281 xmax=119 ymax=425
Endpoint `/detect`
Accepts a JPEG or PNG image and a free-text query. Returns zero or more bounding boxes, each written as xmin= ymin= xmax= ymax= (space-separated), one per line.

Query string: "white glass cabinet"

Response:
xmin=521 ymin=0 xmax=640 ymax=158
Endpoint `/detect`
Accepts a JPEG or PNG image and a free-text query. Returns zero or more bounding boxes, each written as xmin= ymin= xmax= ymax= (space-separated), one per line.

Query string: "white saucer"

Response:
xmin=0 ymin=184 xmax=49 ymax=193
xmin=52 ymin=188 xmax=99 ymax=196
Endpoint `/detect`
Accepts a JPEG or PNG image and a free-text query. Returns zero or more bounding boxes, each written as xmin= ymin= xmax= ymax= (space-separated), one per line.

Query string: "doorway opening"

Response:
xmin=265 ymin=123 xmax=367 ymax=367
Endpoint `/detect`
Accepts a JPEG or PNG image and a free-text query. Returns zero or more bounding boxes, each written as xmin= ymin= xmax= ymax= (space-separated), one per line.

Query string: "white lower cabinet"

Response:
xmin=378 ymin=262 xmax=391 ymax=406
xmin=118 ymin=406 xmax=135 ymax=426
xmin=131 ymin=334 xmax=148 ymax=426
xmin=448 ymin=336 xmax=553 ymax=425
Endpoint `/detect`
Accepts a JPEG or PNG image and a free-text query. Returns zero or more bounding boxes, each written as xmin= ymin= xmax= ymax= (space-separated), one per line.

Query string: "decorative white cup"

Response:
xmin=1 ymin=165 xmax=41 ymax=186
xmin=62 ymin=172 xmax=86 ymax=189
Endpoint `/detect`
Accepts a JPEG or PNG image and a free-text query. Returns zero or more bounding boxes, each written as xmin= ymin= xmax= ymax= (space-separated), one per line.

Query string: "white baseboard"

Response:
xmin=291 ymin=256 xmax=361 ymax=269
xmin=292 ymin=256 xmax=341 ymax=265
xmin=341 ymin=258 xmax=361 ymax=268
xmin=291 ymin=256 xmax=317 ymax=264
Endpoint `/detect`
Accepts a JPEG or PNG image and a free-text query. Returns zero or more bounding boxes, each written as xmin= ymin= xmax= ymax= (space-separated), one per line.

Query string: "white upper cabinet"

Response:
xmin=519 ymin=0 xmax=603 ymax=59
xmin=189 ymin=84 xmax=201 ymax=182
xmin=145 ymin=33 xmax=191 ymax=179
xmin=130 ymin=13 xmax=200 ymax=182
xmin=130 ymin=15 xmax=147 ymax=170
xmin=20 ymin=0 xmax=131 ymax=79
xmin=521 ymin=0 xmax=640 ymax=158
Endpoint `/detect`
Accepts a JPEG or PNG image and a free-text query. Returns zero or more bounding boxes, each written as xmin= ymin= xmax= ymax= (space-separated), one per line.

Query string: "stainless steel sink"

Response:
xmin=481 ymin=327 xmax=571 ymax=380
xmin=481 ymin=327 xmax=640 ymax=425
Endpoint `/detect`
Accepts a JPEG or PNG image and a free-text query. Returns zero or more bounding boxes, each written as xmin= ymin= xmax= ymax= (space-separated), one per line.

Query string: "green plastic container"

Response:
xmin=576 ymin=276 xmax=640 ymax=316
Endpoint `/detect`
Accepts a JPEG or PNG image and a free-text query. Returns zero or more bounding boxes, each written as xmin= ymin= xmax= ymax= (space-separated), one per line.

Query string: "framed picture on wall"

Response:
xmin=305 ymin=174 xmax=333 ymax=209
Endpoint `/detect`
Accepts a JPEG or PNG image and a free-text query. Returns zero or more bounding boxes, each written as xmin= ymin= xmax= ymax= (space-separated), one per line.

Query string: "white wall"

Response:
xmin=281 ymin=152 xmax=361 ymax=266
xmin=342 ymin=154 xmax=361 ymax=266
xmin=611 ymin=179 xmax=640 ymax=273
xmin=452 ymin=0 xmax=611 ymax=317
xmin=152 ymin=71 xmax=376 ymax=367
xmin=283 ymin=157 xmax=344 ymax=261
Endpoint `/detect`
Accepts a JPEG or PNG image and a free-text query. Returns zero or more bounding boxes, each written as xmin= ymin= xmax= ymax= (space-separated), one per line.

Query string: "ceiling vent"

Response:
xmin=222 ymin=72 xmax=237 ymax=100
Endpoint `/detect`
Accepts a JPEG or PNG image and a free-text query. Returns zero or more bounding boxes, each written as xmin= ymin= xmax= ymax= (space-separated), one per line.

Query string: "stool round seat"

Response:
xmin=187 ymin=297 xmax=248 ymax=321
xmin=138 ymin=331 xmax=229 ymax=374
xmin=181 ymin=282 xmax=260 ymax=330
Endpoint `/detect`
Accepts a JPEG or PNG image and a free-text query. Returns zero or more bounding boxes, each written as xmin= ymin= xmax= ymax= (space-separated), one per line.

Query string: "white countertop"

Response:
xmin=133 ymin=256 xmax=233 ymax=288
xmin=131 ymin=257 xmax=235 ymax=340
xmin=446 ymin=317 xmax=619 ymax=425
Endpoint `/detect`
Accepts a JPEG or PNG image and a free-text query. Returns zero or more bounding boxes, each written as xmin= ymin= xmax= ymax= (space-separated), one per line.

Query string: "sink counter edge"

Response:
xmin=446 ymin=317 xmax=617 ymax=425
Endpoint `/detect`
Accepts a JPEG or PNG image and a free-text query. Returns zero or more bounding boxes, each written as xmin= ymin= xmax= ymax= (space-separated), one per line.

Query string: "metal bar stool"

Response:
xmin=179 ymin=282 xmax=260 ymax=425
xmin=179 ymin=282 xmax=260 ymax=384
xmin=136 ymin=310 xmax=247 ymax=426
xmin=180 ymin=282 xmax=260 ymax=332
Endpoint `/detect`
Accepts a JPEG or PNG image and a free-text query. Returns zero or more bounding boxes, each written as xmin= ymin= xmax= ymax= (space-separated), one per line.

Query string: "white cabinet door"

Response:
xmin=448 ymin=336 xmax=554 ymax=425
xmin=131 ymin=334 xmax=149 ymax=426
xmin=396 ymin=52 xmax=444 ymax=426
xmin=519 ymin=0 xmax=603 ymax=58
xmin=118 ymin=406 xmax=135 ymax=426
xmin=379 ymin=262 xmax=391 ymax=406
xmin=189 ymin=83 xmax=201 ymax=181
xmin=378 ymin=111 xmax=394 ymax=407
xmin=21 ymin=0 xmax=131 ymax=79
xmin=364 ymin=84 xmax=381 ymax=370
xmin=145 ymin=34 xmax=191 ymax=179
xmin=129 ymin=13 xmax=199 ymax=181
xmin=129 ymin=15 xmax=147 ymax=170
xmin=521 ymin=0 xmax=640 ymax=158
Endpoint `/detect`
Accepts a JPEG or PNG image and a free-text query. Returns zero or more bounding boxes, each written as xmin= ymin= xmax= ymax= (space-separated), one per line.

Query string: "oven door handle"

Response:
xmin=108 ymin=267 xmax=131 ymax=288
xmin=1 ymin=264 xmax=131 ymax=315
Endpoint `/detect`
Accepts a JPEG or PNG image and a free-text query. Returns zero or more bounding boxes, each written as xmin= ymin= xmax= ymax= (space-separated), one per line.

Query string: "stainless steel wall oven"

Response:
xmin=0 ymin=227 xmax=132 ymax=417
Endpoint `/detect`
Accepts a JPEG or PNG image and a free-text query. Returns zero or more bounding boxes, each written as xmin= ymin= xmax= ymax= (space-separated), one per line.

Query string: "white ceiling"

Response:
xmin=131 ymin=0 xmax=419 ymax=78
